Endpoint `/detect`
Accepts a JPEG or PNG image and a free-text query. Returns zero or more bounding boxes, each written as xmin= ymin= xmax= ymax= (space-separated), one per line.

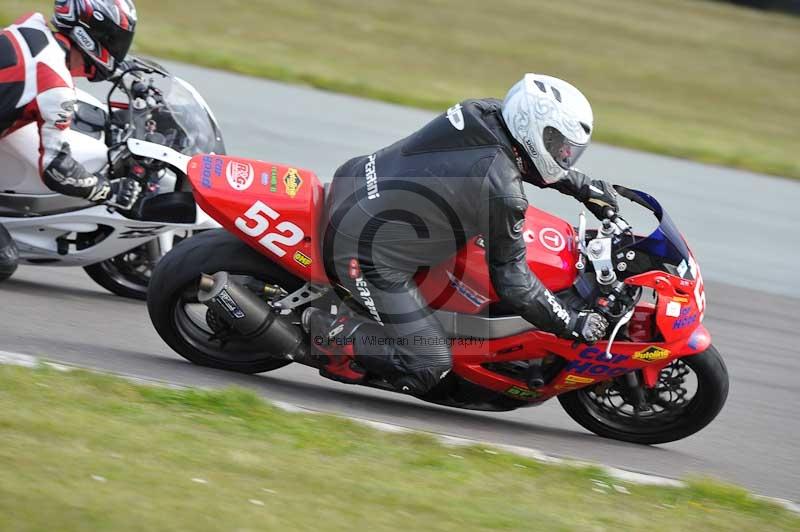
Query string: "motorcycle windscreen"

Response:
xmin=616 ymin=187 xmax=697 ymax=281
xmin=128 ymin=76 xmax=225 ymax=156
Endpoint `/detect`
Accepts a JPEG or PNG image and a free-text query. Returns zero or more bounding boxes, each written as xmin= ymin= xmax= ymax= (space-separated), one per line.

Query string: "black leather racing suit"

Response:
xmin=324 ymin=98 xmax=597 ymax=395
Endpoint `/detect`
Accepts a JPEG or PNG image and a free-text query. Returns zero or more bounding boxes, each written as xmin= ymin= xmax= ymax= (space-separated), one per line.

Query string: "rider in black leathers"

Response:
xmin=307 ymin=75 xmax=617 ymax=395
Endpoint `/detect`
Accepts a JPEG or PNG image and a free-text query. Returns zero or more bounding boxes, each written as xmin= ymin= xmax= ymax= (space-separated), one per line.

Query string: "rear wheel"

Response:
xmin=558 ymin=346 xmax=729 ymax=445
xmin=147 ymin=229 xmax=303 ymax=373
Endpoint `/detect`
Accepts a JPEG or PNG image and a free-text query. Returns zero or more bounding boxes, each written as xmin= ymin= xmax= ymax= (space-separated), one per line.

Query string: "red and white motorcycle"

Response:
xmin=136 ymin=141 xmax=728 ymax=445
xmin=0 ymin=58 xmax=221 ymax=299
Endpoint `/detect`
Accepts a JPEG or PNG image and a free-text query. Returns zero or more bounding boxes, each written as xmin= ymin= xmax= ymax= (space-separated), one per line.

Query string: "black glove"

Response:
xmin=580 ymin=180 xmax=618 ymax=221
xmin=565 ymin=310 xmax=609 ymax=344
xmin=109 ymin=178 xmax=143 ymax=210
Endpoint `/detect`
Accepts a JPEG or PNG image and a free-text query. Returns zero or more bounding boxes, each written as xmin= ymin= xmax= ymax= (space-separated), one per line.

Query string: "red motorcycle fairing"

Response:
xmin=449 ymin=266 xmax=711 ymax=402
xmin=186 ymin=154 xmax=329 ymax=283
xmin=450 ymin=319 xmax=712 ymax=403
xmin=418 ymin=206 xmax=578 ymax=314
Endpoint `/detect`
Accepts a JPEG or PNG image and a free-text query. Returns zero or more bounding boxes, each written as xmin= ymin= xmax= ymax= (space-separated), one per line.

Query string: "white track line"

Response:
xmin=1 ymin=349 xmax=797 ymax=513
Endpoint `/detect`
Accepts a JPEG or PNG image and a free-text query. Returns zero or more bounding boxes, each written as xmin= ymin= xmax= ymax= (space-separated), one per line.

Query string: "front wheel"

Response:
xmin=147 ymin=229 xmax=302 ymax=374
xmin=84 ymin=230 xmax=195 ymax=300
xmin=0 ymin=223 xmax=18 ymax=282
xmin=558 ymin=346 xmax=729 ymax=445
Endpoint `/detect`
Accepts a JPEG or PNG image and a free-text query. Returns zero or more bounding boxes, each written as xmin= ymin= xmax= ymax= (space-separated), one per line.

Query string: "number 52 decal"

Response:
xmin=235 ymin=200 xmax=304 ymax=257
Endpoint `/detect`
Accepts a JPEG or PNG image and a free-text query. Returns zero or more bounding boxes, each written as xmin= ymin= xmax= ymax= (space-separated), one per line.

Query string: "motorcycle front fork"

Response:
xmin=625 ymin=371 xmax=654 ymax=413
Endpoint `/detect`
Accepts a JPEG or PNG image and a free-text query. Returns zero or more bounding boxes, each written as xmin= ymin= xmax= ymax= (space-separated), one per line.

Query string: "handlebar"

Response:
xmin=603 ymin=208 xmax=631 ymax=235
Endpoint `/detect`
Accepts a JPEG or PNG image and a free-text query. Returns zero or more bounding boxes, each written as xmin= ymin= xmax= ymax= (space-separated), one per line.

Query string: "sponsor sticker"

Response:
xmin=505 ymin=386 xmax=540 ymax=400
xmin=283 ymin=168 xmax=303 ymax=198
xmin=565 ymin=375 xmax=595 ymax=385
xmin=555 ymin=375 xmax=596 ymax=390
xmin=354 ymin=275 xmax=383 ymax=324
xmin=688 ymin=328 xmax=710 ymax=351
xmin=72 ymin=26 xmax=96 ymax=52
xmin=677 ymin=259 xmax=689 ymax=279
xmin=545 ymin=291 xmax=571 ymax=326
xmin=632 ymin=346 xmax=670 ymax=363
xmin=524 ymin=137 xmax=539 ymax=159
xmin=446 ymin=271 xmax=490 ymax=308
xmin=666 ymin=301 xmax=681 ymax=318
xmin=364 ymin=154 xmax=379 ymax=200
xmin=293 ymin=251 xmax=312 ymax=268
xmin=564 ymin=347 xmax=633 ymax=377
xmin=539 ymin=228 xmax=565 ymax=252
xmin=200 ymin=155 xmax=213 ymax=188
xmin=226 ymin=161 xmax=255 ymax=191
xmin=217 ymin=289 xmax=246 ymax=319
xmin=270 ymin=167 xmax=278 ymax=193
xmin=447 ymin=103 xmax=465 ymax=130
xmin=672 ymin=307 xmax=698 ymax=330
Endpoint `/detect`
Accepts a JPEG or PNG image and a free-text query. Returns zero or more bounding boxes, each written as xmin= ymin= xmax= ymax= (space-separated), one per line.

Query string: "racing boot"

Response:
xmin=0 ymin=223 xmax=18 ymax=282
xmin=301 ymin=307 xmax=366 ymax=384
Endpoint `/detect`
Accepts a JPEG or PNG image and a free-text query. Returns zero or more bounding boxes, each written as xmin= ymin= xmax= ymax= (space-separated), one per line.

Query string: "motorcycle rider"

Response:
xmin=0 ymin=0 xmax=139 ymax=273
xmin=306 ymin=74 xmax=617 ymax=395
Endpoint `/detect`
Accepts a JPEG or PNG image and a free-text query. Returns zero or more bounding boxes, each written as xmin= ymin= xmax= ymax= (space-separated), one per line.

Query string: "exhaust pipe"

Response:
xmin=197 ymin=272 xmax=308 ymax=360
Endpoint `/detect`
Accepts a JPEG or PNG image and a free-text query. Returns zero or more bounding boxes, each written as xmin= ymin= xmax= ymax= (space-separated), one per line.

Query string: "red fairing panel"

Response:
xmin=420 ymin=205 xmax=578 ymax=314
xmin=187 ymin=154 xmax=327 ymax=283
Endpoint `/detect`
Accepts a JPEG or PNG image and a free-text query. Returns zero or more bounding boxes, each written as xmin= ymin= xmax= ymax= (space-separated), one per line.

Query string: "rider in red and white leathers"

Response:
xmin=0 ymin=0 xmax=137 ymax=201
xmin=0 ymin=1 xmax=137 ymax=273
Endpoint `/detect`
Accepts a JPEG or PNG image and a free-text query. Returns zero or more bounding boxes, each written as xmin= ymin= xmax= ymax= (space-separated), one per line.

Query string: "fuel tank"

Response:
xmin=419 ymin=205 xmax=577 ymax=314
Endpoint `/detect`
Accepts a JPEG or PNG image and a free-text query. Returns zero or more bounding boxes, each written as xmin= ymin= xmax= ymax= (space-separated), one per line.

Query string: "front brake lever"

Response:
xmin=600 ymin=307 xmax=635 ymax=361
xmin=575 ymin=211 xmax=587 ymax=270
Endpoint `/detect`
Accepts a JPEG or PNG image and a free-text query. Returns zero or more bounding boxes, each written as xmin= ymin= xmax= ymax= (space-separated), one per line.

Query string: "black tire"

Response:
xmin=558 ymin=346 xmax=729 ymax=445
xmin=84 ymin=259 xmax=149 ymax=300
xmin=0 ymin=223 xmax=18 ymax=283
xmin=147 ymin=228 xmax=303 ymax=374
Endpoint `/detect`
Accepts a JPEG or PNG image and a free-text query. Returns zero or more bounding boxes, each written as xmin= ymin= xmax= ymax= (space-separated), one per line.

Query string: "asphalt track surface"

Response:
xmin=2 ymin=61 xmax=798 ymax=500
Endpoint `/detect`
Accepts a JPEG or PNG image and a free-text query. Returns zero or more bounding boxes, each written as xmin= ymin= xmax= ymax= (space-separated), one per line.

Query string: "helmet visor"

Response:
xmin=96 ymin=25 xmax=134 ymax=62
xmin=543 ymin=126 xmax=587 ymax=170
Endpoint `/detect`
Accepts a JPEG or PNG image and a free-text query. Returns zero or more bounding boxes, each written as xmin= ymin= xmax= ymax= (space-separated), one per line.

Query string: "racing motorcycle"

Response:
xmin=136 ymin=142 xmax=728 ymax=445
xmin=0 ymin=57 xmax=223 ymax=299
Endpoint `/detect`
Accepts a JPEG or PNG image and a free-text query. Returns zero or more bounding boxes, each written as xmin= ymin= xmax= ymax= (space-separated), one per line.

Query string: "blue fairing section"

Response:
xmin=618 ymin=188 xmax=692 ymax=271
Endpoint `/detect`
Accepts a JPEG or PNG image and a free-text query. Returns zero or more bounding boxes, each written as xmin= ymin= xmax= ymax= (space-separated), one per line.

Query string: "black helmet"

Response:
xmin=52 ymin=0 xmax=137 ymax=80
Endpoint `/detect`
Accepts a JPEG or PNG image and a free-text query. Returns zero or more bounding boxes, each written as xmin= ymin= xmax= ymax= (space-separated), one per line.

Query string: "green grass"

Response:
xmin=0 ymin=364 xmax=797 ymax=531
xmin=3 ymin=0 xmax=799 ymax=178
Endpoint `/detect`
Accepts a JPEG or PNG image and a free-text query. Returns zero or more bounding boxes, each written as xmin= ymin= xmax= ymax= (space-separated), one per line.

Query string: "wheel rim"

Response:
xmin=96 ymin=243 xmax=155 ymax=293
xmin=577 ymin=359 xmax=700 ymax=434
xmin=98 ymin=231 xmax=195 ymax=293
xmin=170 ymin=273 xmax=295 ymax=365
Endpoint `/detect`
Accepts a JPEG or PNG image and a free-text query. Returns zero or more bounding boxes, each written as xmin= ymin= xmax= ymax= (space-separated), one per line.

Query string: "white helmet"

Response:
xmin=502 ymin=74 xmax=593 ymax=184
